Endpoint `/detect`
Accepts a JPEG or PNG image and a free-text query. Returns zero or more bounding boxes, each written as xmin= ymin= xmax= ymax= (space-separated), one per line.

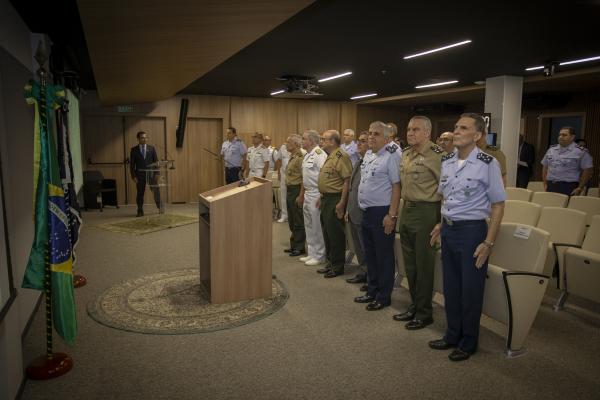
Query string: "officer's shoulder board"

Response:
xmin=550 ymin=144 xmax=560 ymax=149
xmin=477 ymin=151 xmax=494 ymax=164
xmin=441 ymin=152 xmax=456 ymax=162
xmin=576 ymin=145 xmax=589 ymax=152
xmin=386 ymin=143 xmax=398 ymax=153
xmin=315 ymin=148 xmax=323 ymax=155
xmin=402 ymin=144 xmax=412 ymax=152
xmin=430 ymin=144 xmax=444 ymax=154
xmin=486 ymin=144 xmax=498 ymax=151
xmin=335 ymin=149 xmax=343 ymax=158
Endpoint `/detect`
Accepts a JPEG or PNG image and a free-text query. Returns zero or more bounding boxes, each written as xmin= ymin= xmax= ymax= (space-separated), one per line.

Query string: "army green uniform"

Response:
xmin=318 ymin=148 xmax=353 ymax=274
xmin=482 ymin=144 xmax=507 ymax=182
xmin=285 ymin=148 xmax=305 ymax=251
xmin=399 ymin=140 xmax=444 ymax=321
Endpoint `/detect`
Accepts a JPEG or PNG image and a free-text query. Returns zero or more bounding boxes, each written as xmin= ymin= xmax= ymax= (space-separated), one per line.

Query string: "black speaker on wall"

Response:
xmin=176 ymin=98 xmax=189 ymax=148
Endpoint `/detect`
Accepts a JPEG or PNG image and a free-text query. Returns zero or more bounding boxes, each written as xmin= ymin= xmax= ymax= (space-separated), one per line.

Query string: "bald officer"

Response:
xmin=385 ymin=123 xmax=403 ymax=167
xmin=396 ymin=116 xmax=444 ymax=329
xmin=284 ymin=134 xmax=306 ymax=256
xmin=221 ymin=127 xmax=247 ymax=184
xmin=298 ymin=130 xmax=328 ymax=266
xmin=541 ymin=126 xmax=593 ymax=196
xmin=353 ymin=121 xmax=401 ymax=310
xmin=341 ymin=128 xmax=360 ymax=167
xmin=244 ymin=132 xmax=270 ymax=179
xmin=429 ymin=113 xmax=505 ymax=362
xmin=317 ymin=130 xmax=353 ymax=278
xmin=437 ymin=131 xmax=455 ymax=154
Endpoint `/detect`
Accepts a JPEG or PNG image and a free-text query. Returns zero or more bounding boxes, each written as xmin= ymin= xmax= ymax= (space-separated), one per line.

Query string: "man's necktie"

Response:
xmin=142 ymin=145 xmax=146 ymax=159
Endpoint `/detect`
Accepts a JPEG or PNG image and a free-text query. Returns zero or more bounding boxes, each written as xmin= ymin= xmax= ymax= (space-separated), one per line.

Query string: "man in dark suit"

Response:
xmin=130 ymin=131 xmax=160 ymax=216
xmin=516 ymin=134 xmax=535 ymax=188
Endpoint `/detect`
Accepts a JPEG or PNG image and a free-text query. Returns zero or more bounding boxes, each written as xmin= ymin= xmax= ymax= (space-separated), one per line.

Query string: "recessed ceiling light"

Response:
xmin=270 ymin=90 xmax=285 ymax=96
xmin=560 ymin=55 xmax=600 ymax=66
xmin=415 ymin=80 xmax=459 ymax=89
xmin=474 ymin=81 xmax=485 ymax=85
xmin=350 ymin=93 xmax=377 ymax=100
xmin=318 ymin=72 xmax=352 ymax=82
xmin=404 ymin=40 xmax=471 ymax=60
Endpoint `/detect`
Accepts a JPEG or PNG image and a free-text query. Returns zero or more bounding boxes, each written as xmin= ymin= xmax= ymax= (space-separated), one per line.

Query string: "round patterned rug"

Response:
xmin=87 ymin=269 xmax=288 ymax=334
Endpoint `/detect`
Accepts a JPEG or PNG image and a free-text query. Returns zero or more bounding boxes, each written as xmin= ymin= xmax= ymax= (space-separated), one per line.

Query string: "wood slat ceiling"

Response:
xmin=77 ymin=0 xmax=315 ymax=105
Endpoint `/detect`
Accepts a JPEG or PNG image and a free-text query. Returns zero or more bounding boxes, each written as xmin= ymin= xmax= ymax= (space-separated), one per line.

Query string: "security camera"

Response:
xmin=543 ymin=62 xmax=559 ymax=77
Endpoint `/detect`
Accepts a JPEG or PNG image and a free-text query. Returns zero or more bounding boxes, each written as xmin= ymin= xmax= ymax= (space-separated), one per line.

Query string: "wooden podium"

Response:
xmin=198 ymin=177 xmax=272 ymax=304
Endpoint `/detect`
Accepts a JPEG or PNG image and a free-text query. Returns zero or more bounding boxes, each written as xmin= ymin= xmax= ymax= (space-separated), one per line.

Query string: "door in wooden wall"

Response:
xmin=124 ymin=117 xmax=167 ymax=206
xmin=81 ymin=115 xmax=127 ymax=205
xmin=182 ymin=118 xmax=223 ymax=202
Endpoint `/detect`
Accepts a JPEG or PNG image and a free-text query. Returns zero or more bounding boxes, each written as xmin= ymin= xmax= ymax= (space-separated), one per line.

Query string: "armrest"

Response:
xmin=551 ymin=242 xmax=582 ymax=284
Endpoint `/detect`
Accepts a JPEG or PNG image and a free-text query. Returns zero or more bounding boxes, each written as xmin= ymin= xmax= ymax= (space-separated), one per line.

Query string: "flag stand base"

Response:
xmin=73 ymin=274 xmax=87 ymax=288
xmin=26 ymin=353 xmax=73 ymax=380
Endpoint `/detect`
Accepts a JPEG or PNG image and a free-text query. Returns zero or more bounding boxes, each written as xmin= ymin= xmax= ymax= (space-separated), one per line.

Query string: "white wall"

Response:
xmin=0 ymin=1 xmax=40 ymax=399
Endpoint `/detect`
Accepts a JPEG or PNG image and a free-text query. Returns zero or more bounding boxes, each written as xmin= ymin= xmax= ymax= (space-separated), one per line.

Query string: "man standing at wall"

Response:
xmin=221 ymin=127 xmax=247 ymax=184
xmin=130 ymin=131 xmax=160 ymax=217
xmin=341 ymin=128 xmax=360 ymax=167
xmin=284 ymin=134 xmax=306 ymax=257
xmin=274 ymin=142 xmax=290 ymax=222
xmin=244 ymin=132 xmax=270 ymax=179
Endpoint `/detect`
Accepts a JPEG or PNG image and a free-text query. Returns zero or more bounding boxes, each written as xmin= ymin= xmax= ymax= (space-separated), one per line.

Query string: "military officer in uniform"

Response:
xmin=264 ymin=135 xmax=276 ymax=172
xmin=429 ymin=113 xmax=505 ymax=362
xmin=385 ymin=124 xmax=402 ymax=167
xmin=220 ymin=127 xmax=247 ymax=184
xmin=298 ymin=130 xmax=328 ymax=266
xmin=345 ymin=131 xmax=369 ymax=284
xmin=396 ymin=116 xmax=444 ymax=329
xmin=437 ymin=131 xmax=455 ymax=154
xmin=541 ymin=126 xmax=593 ymax=196
xmin=354 ymin=121 xmax=401 ymax=310
xmin=317 ymin=130 xmax=353 ymax=278
xmin=284 ymin=134 xmax=306 ymax=257
xmin=244 ymin=132 xmax=270 ymax=179
xmin=341 ymin=128 xmax=360 ymax=167
xmin=476 ymin=134 xmax=507 ymax=186
xmin=274 ymin=142 xmax=290 ymax=222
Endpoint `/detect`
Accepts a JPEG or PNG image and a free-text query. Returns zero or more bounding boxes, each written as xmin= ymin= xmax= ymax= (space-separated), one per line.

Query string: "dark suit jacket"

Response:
xmin=518 ymin=141 xmax=535 ymax=175
xmin=347 ymin=157 xmax=363 ymax=225
xmin=130 ymin=144 xmax=159 ymax=177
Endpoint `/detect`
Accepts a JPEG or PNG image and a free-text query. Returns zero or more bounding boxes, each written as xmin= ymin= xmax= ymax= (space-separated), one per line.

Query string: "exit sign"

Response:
xmin=117 ymin=105 xmax=134 ymax=113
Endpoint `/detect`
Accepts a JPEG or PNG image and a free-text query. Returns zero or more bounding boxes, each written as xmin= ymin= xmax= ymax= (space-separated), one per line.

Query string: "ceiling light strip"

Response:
xmin=415 ymin=80 xmax=458 ymax=89
xmin=270 ymin=90 xmax=285 ymax=96
xmin=404 ymin=40 xmax=472 ymax=59
xmin=318 ymin=71 xmax=352 ymax=82
xmin=525 ymin=66 xmax=544 ymax=71
xmin=560 ymin=55 xmax=600 ymax=66
xmin=350 ymin=93 xmax=378 ymax=100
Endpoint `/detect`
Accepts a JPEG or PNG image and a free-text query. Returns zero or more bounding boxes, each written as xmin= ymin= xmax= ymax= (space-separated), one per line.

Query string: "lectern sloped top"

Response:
xmin=199 ymin=177 xmax=270 ymax=204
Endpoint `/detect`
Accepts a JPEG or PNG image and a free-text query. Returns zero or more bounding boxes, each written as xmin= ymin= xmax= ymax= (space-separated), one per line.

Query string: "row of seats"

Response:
xmin=506 ymin=187 xmax=600 ymax=227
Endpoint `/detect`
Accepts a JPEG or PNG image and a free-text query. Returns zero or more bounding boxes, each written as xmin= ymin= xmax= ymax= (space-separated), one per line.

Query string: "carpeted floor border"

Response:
xmin=94 ymin=213 xmax=198 ymax=235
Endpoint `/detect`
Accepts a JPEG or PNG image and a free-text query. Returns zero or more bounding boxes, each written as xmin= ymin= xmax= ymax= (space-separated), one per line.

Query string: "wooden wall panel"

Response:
xmin=81 ymin=115 xmax=128 ymax=205
xmin=297 ymin=100 xmax=341 ymax=134
xmin=356 ymin=105 xmax=411 ymax=141
xmin=340 ymin=102 xmax=357 ymax=133
xmin=230 ymin=97 xmax=297 ymax=147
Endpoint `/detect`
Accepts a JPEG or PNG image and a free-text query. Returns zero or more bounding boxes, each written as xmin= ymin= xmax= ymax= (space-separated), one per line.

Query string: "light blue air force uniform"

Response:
xmin=439 ymin=147 xmax=506 ymax=221
xmin=385 ymin=141 xmax=403 ymax=168
xmin=358 ymin=147 xmax=401 ymax=209
xmin=221 ymin=138 xmax=247 ymax=168
xmin=341 ymin=141 xmax=360 ymax=167
xmin=437 ymin=146 xmax=506 ymax=354
xmin=541 ymin=142 xmax=593 ymax=182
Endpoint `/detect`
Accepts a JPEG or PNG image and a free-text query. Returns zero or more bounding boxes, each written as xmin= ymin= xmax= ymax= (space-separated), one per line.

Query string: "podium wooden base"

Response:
xmin=26 ymin=353 xmax=73 ymax=380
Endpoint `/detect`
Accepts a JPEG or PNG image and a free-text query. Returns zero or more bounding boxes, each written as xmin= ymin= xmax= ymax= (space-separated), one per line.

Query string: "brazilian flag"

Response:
xmin=22 ymin=80 xmax=77 ymax=345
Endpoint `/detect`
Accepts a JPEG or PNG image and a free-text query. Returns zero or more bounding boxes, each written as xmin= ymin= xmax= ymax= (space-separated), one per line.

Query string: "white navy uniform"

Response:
xmin=341 ymin=141 xmax=360 ymax=167
xmin=266 ymin=146 xmax=276 ymax=171
xmin=247 ymin=145 xmax=270 ymax=177
xmin=302 ymin=146 xmax=328 ymax=262
xmin=273 ymin=144 xmax=290 ymax=220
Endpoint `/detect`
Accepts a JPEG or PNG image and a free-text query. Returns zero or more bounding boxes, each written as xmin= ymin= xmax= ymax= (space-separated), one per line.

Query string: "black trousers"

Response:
xmin=547 ymin=181 xmax=578 ymax=196
xmin=516 ymin=166 xmax=531 ymax=189
xmin=136 ymin=172 xmax=161 ymax=210
xmin=225 ymin=167 xmax=241 ymax=184
xmin=362 ymin=206 xmax=395 ymax=306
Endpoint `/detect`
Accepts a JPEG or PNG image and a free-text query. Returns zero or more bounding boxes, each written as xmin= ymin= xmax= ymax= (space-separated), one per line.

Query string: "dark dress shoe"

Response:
xmin=289 ymin=250 xmax=305 ymax=257
xmin=324 ymin=270 xmax=342 ymax=278
xmin=283 ymin=248 xmax=293 ymax=253
xmin=136 ymin=209 xmax=144 ymax=217
xmin=354 ymin=294 xmax=375 ymax=303
xmin=448 ymin=349 xmax=471 ymax=362
xmin=366 ymin=301 xmax=389 ymax=311
xmin=392 ymin=311 xmax=415 ymax=322
xmin=405 ymin=318 xmax=433 ymax=330
xmin=346 ymin=274 xmax=367 ymax=284
xmin=359 ymin=284 xmax=368 ymax=292
xmin=428 ymin=339 xmax=455 ymax=350
xmin=317 ymin=267 xmax=331 ymax=274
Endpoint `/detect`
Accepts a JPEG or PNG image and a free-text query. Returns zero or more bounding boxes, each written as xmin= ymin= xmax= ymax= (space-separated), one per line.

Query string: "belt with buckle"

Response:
xmin=442 ymin=216 xmax=486 ymax=226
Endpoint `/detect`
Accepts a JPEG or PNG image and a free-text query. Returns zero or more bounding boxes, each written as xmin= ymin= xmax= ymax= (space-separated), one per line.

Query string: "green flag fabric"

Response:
xmin=22 ymin=80 xmax=77 ymax=345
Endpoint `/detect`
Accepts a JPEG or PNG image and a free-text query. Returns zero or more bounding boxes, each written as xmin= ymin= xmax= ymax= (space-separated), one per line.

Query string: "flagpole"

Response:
xmin=25 ymin=41 xmax=73 ymax=380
